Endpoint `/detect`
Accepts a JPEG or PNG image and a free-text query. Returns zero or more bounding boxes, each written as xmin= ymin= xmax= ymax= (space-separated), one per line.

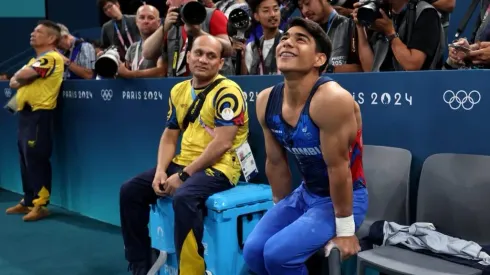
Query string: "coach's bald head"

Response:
xmin=187 ymin=35 xmax=224 ymax=82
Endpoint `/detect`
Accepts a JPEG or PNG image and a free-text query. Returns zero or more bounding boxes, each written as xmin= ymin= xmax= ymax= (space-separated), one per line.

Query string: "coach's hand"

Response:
xmin=330 ymin=235 xmax=361 ymax=260
xmin=152 ymin=170 xmax=168 ymax=196
xmin=163 ymin=174 xmax=183 ymax=195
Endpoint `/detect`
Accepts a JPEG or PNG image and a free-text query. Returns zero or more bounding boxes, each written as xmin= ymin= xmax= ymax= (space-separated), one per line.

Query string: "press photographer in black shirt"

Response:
xmin=353 ymin=0 xmax=443 ymax=71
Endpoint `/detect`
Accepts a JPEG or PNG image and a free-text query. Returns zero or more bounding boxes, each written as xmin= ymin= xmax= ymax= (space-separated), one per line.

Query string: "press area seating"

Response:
xmin=357 ymin=153 xmax=490 ymax=275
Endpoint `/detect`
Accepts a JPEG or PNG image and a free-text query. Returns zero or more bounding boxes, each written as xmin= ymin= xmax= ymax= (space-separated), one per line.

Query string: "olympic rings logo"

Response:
xmin=101 ymin=89 xmax=113 ymax=101
xmin=443 ymin=90 xmax=481 ymax=110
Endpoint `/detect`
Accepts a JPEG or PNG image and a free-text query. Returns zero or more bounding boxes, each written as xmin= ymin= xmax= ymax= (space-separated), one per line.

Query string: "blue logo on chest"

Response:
xmin=270 ymin=114 xmax=322 ymax=157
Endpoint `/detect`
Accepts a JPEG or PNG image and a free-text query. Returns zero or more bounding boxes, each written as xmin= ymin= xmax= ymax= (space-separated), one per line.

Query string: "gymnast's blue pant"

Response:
xmin=243 ymin=184 xmax=368 ymax=275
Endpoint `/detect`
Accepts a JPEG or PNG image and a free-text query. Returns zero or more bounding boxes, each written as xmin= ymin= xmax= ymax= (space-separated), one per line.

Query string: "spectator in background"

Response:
xmin=333 ymin=0 xmax=455 ymax=42
xmin=429 ymin=0 xmax=456 ymax=46
xmin=247 ymin=0 xmax=293 ymax=45
xmin=0 ymin=73 xmax=8 ymax=80
xmin=353 ymin=0 xmax=442 ymax=71
xmin=98 ymin=0 xmax=140 ymax=61
xmin=445 ymin=0 xmax=490 ymax=70
xmin=236 ymin=0 xmax=282 ymax=75
xmin=118 ymin=4 xmax=166 ymax=78
xmin=6 ymin=20 xmax=64 ymax=221
xmin=89 ymin=39 xmax=104 ymax=56
xmin=476 ymin=0 xmax=490 ymax=41
xmin=57 ymin=24 xmax=96 ymax=80
xmin=333 ymin=0 xmax=358 ymax=16
xmin=299 ymin=0 xmax=362 ymax=72
xmin=468 ymin=41 xmax=490 ymax=66
xmin=426 ymin=0 xmax=456 ymax=67
xmin=142 ymin=0 xmax=234 ymax=76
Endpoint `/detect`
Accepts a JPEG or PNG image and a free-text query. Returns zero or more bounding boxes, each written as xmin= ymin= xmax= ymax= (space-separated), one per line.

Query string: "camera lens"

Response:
xmin=357 ymin=1 xmax=379 ymax=27
xmin=95 ymin=47 xmax=120 ymax=78
xmin=180 ymin=2 xmax=207 ymax=25
xmin=227 ymin=8 xmax=251 ymax=40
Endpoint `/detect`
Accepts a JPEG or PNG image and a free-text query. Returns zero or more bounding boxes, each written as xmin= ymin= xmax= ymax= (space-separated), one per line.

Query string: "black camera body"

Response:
xmin=357 ymin=0 xmax=391 ymax=27
xmin=174 ymin=1 xmax=207 ymax=26
xmin=227 ymin=8 xmax=252 ymax=42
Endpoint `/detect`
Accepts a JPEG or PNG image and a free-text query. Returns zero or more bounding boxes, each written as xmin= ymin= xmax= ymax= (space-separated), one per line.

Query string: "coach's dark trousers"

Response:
xmin=18 ymin=107 xmax=54 ymax=207
xmin=119 ymin=163 xmax=232 ymax=274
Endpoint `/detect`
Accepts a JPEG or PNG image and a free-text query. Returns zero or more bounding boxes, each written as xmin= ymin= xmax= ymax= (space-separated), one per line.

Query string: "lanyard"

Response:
xmin=132 ymin=41 xmax=145 ymax=70
xmin=256 ymin=33 xmax=281 ymax=75
xmin=64 ymin=40 xmax=81 ymax=80
xmin=114 ymin=18 xmax=133 ymax=50
xmin=68 ymin=42 xmax=75 ymax=62
xmin=190 ymin=86 xmax=216 ymax=136
xmin=175 ymin=33 xmax=194 ymax=76
xmin=325 ymin=10 xmax=337 ymax=35
xmin=67 ymin=38 xmax=81 ymax=63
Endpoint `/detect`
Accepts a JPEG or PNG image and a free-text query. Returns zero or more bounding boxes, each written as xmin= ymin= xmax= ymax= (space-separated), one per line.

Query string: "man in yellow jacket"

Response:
xmin=6 ymin=20 xmax=64 ymax=221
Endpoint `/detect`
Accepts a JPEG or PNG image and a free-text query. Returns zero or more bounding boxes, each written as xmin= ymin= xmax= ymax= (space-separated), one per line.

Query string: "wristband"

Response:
xmin=335 ymin=215 xmax=355 ymax=237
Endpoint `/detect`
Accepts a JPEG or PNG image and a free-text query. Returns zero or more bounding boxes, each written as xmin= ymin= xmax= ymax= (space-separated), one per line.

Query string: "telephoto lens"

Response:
xmin=94 ymin=46 xmax=121 ymax=78
xmin=176 ymin=1 xmax=207 ymax=26
xmin=227 ymin=8 xmax=252 ymax=41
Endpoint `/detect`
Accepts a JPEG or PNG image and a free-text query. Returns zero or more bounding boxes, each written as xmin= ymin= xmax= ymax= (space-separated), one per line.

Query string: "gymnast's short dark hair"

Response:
xmin=287 ymin=17 xmax=332 ymax=74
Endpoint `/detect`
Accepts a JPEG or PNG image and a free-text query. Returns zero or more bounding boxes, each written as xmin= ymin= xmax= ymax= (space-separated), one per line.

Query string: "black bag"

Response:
xmin=182 ymin=77 xmax=226 ymax=130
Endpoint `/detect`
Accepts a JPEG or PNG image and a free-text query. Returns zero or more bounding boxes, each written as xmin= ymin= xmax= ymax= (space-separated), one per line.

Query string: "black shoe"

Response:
xmin=128 ymin=261 xmax=149 ymax=275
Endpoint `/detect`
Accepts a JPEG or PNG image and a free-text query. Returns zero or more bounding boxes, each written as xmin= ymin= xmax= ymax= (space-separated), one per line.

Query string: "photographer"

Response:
xmin=430 ymin=0 xmax=456 ymax=45
xmin=118 ymin=5 xmax=166 ymax=79
xmin=142 ymin=0 xmax=234 ymax=76
xmin=299 ymin=0 xmax=362 ymax=72
xmin=353 ymin=0 xmax=443 ymax=71
xmin=234 ymin=0 xmax=282 ymax=75
xmin=98 ymin=0 xmax=140 ymax=62
xmin=57 ymin=24 xmax=96 ymax=80
xmin=333 ymin=0 xmax=358 ymax=16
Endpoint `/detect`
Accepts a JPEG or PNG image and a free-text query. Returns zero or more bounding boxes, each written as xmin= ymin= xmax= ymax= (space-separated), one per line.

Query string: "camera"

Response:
xmin=94 ymin=46 xmax=120 ymax=79
xmin=227 ymin=8 xmax=252 ymax=42
xmin=174 ymin=1 xmax=207 ymax=26
xmin=356 ymin=0 xmax=390 ymax=27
